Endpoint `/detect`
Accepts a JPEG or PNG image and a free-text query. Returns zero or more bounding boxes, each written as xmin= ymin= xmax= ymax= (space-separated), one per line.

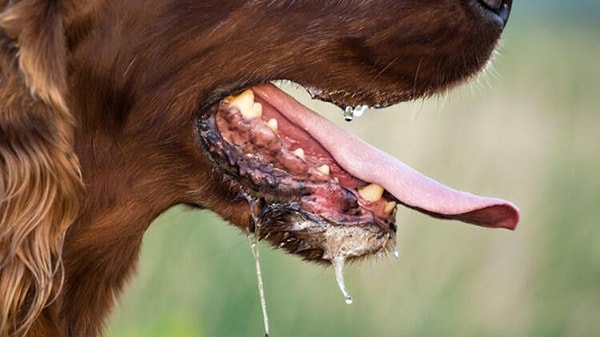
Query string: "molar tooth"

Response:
xmin=384 ymin=201 xmax=397 ymax=214
xmin=292 ymin=148 xmax=305 ymax=160
xmin=317 ymin=164 xmax=330 ymax=175
xmin=358 ymin=183 xmax=384 ymax=202
xmin=266 ymin=118 xmax=278 ymax=133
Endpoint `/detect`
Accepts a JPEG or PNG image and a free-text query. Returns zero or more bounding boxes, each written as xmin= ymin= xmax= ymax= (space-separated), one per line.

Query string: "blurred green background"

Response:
xmin=108 ymin=2 xmax=600 ymax=337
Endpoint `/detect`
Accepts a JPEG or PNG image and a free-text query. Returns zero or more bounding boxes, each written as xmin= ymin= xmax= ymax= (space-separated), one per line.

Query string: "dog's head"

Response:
xmin=1 ymin=1 xmax=518 ymax=334
xmin=64 ymin=0 xmax=518 ymax=261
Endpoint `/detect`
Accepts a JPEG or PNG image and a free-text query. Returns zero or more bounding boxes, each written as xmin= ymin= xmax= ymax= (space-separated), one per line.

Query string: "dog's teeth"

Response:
xmin=266 ymin=118 xmax=278 ymax=133
xmin=247 ymin=102 xmax=263 ymax=119
xmin=292 ymin=148 xmax=305 ymax=160
xmin=226 ymin=89 xmax=254 ymax=110
xmin=358 ymin=183 xmax=384 ymax=202
xmin=226 ymin=89 xmax=262 ymax=119
xmin=317 ymin=164 xmax=330 ymax=175
xmin=239 ymin=102 xmax=262 ymax=119
xmin=384 ymin=201 xmax=397 ymax=214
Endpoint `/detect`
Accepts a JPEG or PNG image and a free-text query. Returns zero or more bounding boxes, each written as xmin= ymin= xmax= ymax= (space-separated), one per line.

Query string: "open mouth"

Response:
xmin=198 ymin=82 xmax=519 ymax=264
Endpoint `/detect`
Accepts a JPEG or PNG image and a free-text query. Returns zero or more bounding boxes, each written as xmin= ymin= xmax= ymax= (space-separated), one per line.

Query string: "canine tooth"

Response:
xmin=226 ymin=89 xmax=262 ymax=119
xmin=358 ymin=183 xmax=384 ymax=202
xmin=292 ymin=148 xmax=305 ymax=160
xmin=384 ymin=201 xmax=397 ymax=214
xmin=317 ymin=164 xmax=330 ymax=175
xmin=266 ymin=118 xmax=278 ymax=133
xmin=227 ymin=89 xmax=254 ymax=109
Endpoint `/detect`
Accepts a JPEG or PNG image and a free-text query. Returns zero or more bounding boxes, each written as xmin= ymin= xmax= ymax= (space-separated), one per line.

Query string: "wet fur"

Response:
xmin=0 ymin=1 xmax=505 ymax=336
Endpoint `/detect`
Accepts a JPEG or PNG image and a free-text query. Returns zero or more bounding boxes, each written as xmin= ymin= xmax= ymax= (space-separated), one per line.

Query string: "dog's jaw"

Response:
xmin=196 ymin=80 xmax=518 ymax=264
xmin=198 ymin=87 xmax=399 ymax=263
xmin=52 ymin=1 xmax=518 ymax=336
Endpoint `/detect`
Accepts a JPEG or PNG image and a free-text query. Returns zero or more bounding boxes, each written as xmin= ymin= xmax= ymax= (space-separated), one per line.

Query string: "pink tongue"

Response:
xmin=253 ymin=84 xmax=519 ymax=230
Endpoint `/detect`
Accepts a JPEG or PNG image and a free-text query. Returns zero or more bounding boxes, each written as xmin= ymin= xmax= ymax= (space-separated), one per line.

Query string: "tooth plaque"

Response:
xmin=358 ymin=183 xmax=384 ymax=202
xmin=226 ymin=89 xmax=263 ymax=119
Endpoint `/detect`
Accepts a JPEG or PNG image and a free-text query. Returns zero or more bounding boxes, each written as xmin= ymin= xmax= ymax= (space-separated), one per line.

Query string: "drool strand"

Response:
xmin=244 ymin=193 xmax=271 ymax=337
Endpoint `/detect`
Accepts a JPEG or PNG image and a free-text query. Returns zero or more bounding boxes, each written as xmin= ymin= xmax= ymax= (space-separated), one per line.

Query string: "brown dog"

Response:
xmin=0 ymin=1 xmax=518 ymax=336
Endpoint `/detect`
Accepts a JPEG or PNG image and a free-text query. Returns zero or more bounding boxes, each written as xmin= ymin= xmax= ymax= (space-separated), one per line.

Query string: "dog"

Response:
xmin=0 ymin=1 xmax=519 ymax=336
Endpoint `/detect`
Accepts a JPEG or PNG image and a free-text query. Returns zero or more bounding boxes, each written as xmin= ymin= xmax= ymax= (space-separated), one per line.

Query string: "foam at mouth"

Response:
xmin=252 ymin=83 xmax=520 ymax=230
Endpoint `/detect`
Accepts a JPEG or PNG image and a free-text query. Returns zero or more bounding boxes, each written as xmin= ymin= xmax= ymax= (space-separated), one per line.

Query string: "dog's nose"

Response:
xmin=478 ymin=0 xmax=512 ymax=26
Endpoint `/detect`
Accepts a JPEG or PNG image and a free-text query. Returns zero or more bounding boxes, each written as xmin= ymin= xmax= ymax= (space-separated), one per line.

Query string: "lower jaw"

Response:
xmin=245 ymin=200 xmax=397 ymax=263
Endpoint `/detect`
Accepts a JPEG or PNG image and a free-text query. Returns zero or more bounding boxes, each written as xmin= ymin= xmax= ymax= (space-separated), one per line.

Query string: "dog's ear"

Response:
xmin=0 ymin=1 xmax=82 ymax=336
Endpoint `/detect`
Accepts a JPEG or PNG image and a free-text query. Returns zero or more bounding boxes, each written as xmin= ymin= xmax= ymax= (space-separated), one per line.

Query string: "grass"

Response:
xmin=108 ymin=14 xmax=600 ymax=337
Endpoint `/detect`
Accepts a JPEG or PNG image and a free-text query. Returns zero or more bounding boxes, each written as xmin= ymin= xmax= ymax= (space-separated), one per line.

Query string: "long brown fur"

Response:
xmin=0 ymin=0 xmax=510 ymax=336
xmin=0 ymin=1 xmax=81 ymax=336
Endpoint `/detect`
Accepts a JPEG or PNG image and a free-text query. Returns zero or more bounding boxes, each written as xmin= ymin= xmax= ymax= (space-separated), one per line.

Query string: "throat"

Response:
xmin=59 ymin=182 xmax=174 ymax=336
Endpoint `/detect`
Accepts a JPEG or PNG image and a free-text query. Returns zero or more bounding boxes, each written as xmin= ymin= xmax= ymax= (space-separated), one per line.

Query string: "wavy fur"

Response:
xmin=0 ymin=1 xmax=81 ymax=336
